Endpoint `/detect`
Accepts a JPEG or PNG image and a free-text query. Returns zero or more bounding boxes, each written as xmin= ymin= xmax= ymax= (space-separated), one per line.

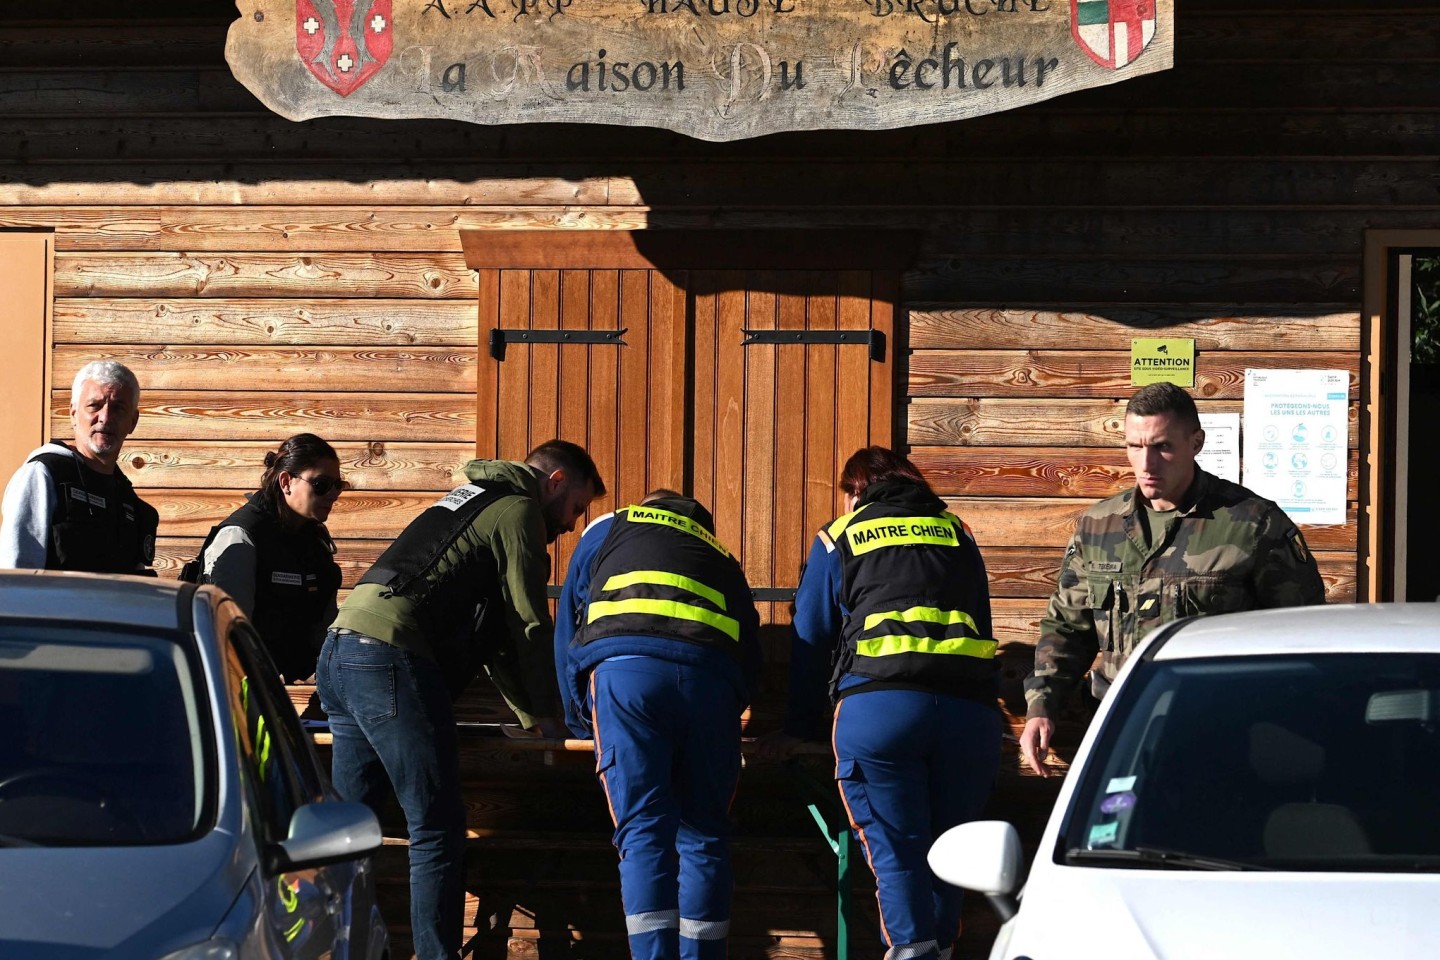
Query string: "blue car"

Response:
xmin=0 ymin=571 xmax=389 ymax=960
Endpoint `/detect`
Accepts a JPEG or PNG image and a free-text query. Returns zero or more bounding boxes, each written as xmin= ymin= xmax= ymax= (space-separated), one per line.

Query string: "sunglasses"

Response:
xmin=300 ymin=475 xmax=349 ymax=497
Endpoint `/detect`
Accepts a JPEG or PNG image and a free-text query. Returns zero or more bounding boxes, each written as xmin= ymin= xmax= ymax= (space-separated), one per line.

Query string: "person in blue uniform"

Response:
xmin=556 ymin=490 xmax=761 ymax=960
xmin=759 ymin=447 xmax=1003 ymax=960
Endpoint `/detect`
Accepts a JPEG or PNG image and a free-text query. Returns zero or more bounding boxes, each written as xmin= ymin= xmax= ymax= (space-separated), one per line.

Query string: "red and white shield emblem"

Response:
xmin=1071 ymin=0 xmax=1156 ymax=70
xmin=296 ymin=0 xmax=392 ymax=97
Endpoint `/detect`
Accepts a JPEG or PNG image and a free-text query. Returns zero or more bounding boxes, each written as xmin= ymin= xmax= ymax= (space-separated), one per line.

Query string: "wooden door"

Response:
xmin=462 ymin=231 xmax=913 ymax=597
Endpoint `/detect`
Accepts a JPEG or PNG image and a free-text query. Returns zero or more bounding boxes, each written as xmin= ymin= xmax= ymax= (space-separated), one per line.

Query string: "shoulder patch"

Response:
xmin=818 ymin=529 xmax=836 ymax=553
xmin=1288 ymin=528 xmax=1311 ymax=564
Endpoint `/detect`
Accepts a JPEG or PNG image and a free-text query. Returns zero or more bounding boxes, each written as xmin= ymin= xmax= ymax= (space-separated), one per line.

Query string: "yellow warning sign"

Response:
xmin=1130 ymin=338 xmax=1195 ymax=387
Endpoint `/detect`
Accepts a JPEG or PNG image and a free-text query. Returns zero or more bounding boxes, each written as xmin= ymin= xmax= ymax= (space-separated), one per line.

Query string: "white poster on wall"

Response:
xmin=1242 ymin=369 xmax=1348 ymax=525
xmin=1197 ymin=412 xmax=1240 ymax=483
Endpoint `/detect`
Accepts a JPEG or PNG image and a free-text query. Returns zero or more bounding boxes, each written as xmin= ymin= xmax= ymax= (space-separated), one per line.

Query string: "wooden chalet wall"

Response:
xmin=0 ymin=1 xmax=1434 ymax=957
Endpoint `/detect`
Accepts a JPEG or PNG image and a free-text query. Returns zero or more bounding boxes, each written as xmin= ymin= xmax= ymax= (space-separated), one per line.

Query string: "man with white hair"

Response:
xmin=0 ymin=360 xmax=158 ymax=573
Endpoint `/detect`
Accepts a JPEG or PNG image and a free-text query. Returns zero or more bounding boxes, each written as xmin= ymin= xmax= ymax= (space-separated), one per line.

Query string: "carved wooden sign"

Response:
xmin=226 ymin=0 xmax=1173 ymax=142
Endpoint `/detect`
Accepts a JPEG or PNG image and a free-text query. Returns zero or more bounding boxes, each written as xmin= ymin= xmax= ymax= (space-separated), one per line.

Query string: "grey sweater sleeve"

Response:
xmin=0 ymin=460 xmax=58 ymax=569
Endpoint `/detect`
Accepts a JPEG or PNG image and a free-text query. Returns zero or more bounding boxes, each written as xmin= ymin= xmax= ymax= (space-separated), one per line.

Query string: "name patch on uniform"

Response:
xmin=626 ymin=506 xmax=731 ymax=557
xmin=434 ymin=483 xmax=486 ymax=512
xmin=1090 ymin=561 xmax=1123 ymax=573
xmin=69 ymin=487 xmax=106 ymax=508
xmin=271 ymin=571 xmax=304 ymax=586
xmin=845 ymin=516 xmax=959 ymax=556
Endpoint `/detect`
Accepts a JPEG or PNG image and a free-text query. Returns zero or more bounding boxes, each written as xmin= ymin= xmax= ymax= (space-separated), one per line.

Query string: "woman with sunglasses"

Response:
xmin=201 ymin=433 xmax=345 ymax=682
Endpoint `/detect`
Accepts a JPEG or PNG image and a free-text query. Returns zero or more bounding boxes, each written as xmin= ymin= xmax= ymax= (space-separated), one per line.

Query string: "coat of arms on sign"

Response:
xmin=296 ymin=0 xmax=393 ymax=96
xmin=1072 ymin=0 xmax=1157 ymax=70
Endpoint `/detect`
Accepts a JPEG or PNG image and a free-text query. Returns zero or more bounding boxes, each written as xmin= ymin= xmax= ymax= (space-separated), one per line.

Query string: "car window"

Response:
xmin=0 ymin=622 xmax=211 ymax=846
xmin=223 ymin=616 xmax=323 ymax=842
xmin=1061 ymin=652 xmax=1440 ymax=870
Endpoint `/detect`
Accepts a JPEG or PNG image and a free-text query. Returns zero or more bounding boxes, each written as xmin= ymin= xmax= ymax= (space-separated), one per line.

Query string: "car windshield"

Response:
xmin=1061 ymin=652 xmax=1440 ymax=871
xmin=0 ymin=623 xmax=212 ymax=846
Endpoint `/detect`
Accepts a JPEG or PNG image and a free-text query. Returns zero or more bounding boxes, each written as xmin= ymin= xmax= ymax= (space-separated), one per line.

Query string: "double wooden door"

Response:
xmin=462 ymin=230 xmax=913 ymax=620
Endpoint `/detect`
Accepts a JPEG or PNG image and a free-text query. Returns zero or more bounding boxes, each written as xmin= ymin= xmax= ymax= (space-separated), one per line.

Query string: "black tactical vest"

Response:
xmin=576 ymin=501 xmax=751 ymax=655
xmin=209 ymin=498 xmax=341 ymax=683
xmin=31 ymin=449 xmax=159 ymax=575
xmin=829 ymin=493 xmax=997 ymax=700
xmin=357 ymin=480 xmax=524 ymax=676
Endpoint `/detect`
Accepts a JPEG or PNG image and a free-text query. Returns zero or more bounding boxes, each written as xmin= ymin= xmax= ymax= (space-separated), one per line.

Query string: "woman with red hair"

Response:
xmin=762 ymin=446 xmax=1003 ymax=960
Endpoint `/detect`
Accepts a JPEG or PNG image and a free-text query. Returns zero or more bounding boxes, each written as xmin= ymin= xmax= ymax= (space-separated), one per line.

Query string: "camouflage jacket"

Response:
xmin=1024 ymin=468 xmax=1325 ymax=720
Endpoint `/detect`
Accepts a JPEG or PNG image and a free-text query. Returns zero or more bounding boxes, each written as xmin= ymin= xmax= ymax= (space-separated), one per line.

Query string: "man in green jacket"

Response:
xmin=316 ymin=439 xmax=604 ymax=960
xmin=1020 ymin=384 xmax=1325 ymax=777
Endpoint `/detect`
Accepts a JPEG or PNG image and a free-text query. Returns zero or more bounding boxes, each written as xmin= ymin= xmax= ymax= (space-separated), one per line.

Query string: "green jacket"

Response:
xmin=1024 ymin=468 xmax=1325 ymax=720
xmin=332 ymin=459 xmax=556 ymax=726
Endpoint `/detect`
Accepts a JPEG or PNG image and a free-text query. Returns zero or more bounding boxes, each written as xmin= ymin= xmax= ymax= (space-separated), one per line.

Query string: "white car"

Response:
xmin=930 ymin=603 xmax=1440 ymax=960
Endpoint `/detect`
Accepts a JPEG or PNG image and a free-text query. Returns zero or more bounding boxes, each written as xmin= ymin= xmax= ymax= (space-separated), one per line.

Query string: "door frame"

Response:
xmin=1362 ymin=229 xmax=1440 ymax=601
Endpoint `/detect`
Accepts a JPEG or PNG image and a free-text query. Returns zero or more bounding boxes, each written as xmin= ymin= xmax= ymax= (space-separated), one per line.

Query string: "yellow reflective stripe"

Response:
xmin=278 ymin=877 xmax=299 ymax=911
xmin=284 ymin=916 xmax=306 ymax=942
xmin=601 ymin=569 xmax=727 ymax=611
xmin=588 ymin=598 xmax=740 ymax=641
xmin=855 ymin=635 xmax=998 ymax=659
xmin=825 ymin=506 xmax=868 ymax=540
xmin=844 ymin=515 xmax=961 ymax=555
xmin=255 ymin=714 xmax=271 ymax=782
xmin=863 ymin=606 xmax=978 ymax=633
xmin=622 ymin=506 xmax=731 ymax=558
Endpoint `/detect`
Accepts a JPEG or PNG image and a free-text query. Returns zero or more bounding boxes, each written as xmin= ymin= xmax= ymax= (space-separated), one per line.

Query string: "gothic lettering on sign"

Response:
xmin=230 ymin=0 xmax=1173 ymax=141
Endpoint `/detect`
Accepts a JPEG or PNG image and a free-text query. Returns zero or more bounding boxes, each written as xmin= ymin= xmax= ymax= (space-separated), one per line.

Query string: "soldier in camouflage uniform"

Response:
xmin=1019 ymin=383 xmax=1325 ymax=777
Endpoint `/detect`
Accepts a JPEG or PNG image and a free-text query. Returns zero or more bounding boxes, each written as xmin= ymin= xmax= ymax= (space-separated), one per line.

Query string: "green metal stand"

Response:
xmin=788 ymin=759 xmax=873 ymax=960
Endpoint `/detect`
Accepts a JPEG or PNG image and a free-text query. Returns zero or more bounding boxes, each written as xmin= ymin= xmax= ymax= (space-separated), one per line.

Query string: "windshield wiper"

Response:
xmin=1065 ymin=846 xmax=1270 ymax=871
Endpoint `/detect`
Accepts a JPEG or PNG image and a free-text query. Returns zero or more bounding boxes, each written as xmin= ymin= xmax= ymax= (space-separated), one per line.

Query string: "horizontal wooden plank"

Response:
xmin=0 ymin=176 xmax=637 ymax=209
xmin=53 ymin=298 xmax=477 ymax=345
xmin=583 ymin=159 xmax=1440 ymax=208
xmin=908 ymin=398 xmax=1360 ymax=448
xmin=908 ymin=306 xmax=1360 ymax=352
xmin=909 ymin=350 xmax=1358 ymax=399
xmin=54 ymin=252 xmax=478 ymax=299
xmin=0 ymin=23 xmax=227 ymax=68
xmin=947 ymin=496 xmax=1358 ymax=553
xmin=903 ymin=256 xmax=1363 ymax=304
xmin=981 ymin=545 xmax=1356 ymax=603
xmin=146 ymin=491 xmax=434 ymax=539
xmin=53 ymin=344 xmax=478 ymax=393
xmin=117 ymin=440 xmax=471 ymax=490
xmin=910 ymin=447 xmax=1359 ymax=500
xmin=7 ymin=109 xmax=1439 ymax=163
xmin=0 ymin=206 xmax=620 ymax=250
xmin=52 ymin=392 xmax=475 ymax=443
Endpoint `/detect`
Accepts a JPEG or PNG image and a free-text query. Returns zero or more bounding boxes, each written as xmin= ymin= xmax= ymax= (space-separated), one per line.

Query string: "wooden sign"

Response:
xmin=226 ymin=0 xmax=1173 ymax=142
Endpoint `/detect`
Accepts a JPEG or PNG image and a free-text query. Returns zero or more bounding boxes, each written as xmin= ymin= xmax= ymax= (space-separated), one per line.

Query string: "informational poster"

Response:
xmin=1130 ymin=338 xmax=1194 ymax=386
xmin=1197 ymin=412 xmax=1239 ymax=483
xmin=1242 ymin=369 xmax=1348 ymax=525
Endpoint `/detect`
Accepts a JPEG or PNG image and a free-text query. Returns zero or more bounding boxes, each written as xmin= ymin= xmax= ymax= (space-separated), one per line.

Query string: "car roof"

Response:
xmin=1153 ymin=602 xmax=1440 ymax=660
xmin=0 ymin=570 xmax=195 ymax=632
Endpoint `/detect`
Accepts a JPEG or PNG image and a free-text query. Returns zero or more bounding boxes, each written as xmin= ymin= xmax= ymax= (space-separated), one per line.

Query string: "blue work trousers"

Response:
xmin=316 ymin=630 xmax=466 ymax=960
xmin=589 ymin=656 xmax=743 ymax=960
xmin=832 ymin=689 xmax=1003 ymax=960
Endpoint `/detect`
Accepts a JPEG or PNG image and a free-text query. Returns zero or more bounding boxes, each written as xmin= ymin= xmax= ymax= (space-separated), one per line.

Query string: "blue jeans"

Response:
xmin=315 ymin=630 xmax=465 ymax=960
xmin=590 ymin=656 xmax=743 ymax=960
xmin=833 ymin=689 xmax=1003 ymax=960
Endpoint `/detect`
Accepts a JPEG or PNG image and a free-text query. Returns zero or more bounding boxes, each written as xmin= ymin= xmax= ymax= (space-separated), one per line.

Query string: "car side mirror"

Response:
xmin=928 ymin=821 xmax=1023 ymax=922
xmin=266 ymin=801 xmax=383 ymax=873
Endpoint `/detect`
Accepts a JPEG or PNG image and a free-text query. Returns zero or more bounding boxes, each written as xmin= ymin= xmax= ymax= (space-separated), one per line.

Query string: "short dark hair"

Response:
xmin=1126 ymin=383 xmax=1201 ymax=433
xmin=642 ymin=488 xmax=683 ymax=502
xmin=526 ymin=439 xmax=606 ymax=496
xmin=839 ymin=446 xmax=932 ymax=498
